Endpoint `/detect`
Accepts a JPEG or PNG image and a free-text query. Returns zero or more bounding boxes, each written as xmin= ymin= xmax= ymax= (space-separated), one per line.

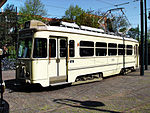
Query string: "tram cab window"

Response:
xmin=118 ymin=44 xmax=125 ymax=55
xmin=49 ymin=39 xmax=56 ymax=57
xmin=95 ymin=42 xmax=107 ymax=56
xmin=18 ymin=38 xmax=32 ymax=58
xmin=80 ymin=41 xmax=94 ymax=57
xmin=127 ymin=45 xmax=133 ymax=55
xmin=69 ymin=40 xmax=75 ymax=57
xmin=33 ymin=38 xmax=47 ymax=58
xmin=108 ymin=43 xmax=117 ymax=56
xmin=60 ymin=39 xmax=67 ymax=57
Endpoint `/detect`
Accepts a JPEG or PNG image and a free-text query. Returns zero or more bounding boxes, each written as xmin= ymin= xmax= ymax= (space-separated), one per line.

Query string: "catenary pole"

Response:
xmin=140 ymin=0 xmax=144 ymax=75
xmin=144 ymin=0 xmax=148 ymax=70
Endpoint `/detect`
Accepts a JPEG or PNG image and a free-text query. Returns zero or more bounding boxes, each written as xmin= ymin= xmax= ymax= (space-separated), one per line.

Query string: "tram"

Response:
xmin=16 ymin=20 xmax=139 ymax=87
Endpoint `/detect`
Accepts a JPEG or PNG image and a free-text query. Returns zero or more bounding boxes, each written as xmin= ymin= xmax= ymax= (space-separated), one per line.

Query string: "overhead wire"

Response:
xmin=42 ymin=0 xmax=145 ymax=27
xmin=45 ymin=4 xmax=67 ymax=10
xmin=96 ymin=0 xmax=114 ymax=6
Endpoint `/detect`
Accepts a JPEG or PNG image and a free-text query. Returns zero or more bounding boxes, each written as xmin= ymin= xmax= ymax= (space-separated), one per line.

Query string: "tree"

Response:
xmin=75 ymin=12 xmax=100 ymax=28
xmin=19 ymin=0 xmax=47 ymax=16
xmin=127 ymin=26 xmax=139 ymax=39
xmin=63 ymin=5 xmax=85 ymax=22
xmin=63 ymin=6 xmax=101 ymax=28
xmin=19 ymin=0 xmax=47 ymax=26
xmin=63 ymin=5 xmax=129 ymax=33
xmin=0 ymin=4 xmax=17 ymax=45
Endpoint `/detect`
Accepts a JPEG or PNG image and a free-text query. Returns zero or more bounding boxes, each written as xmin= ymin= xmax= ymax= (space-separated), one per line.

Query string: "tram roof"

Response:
xmin=23 ymin=20 xmax=138 ymax=43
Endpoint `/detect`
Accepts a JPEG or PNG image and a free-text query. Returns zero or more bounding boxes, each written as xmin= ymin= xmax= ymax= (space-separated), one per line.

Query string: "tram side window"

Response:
xmin=69 ymin=40 xmax=75 ymax=57
xmin=118 ymin=44 xmax=125 ymax=55
xmin=95 ymin=42 xmax=107 ymax=56
xmin=60 ymin=39 xmax=67 ymax=57
xmin=80 ymin=41 xmax=94 ymax=57
xmin=49 ymin=39 xmax=56 ymax=57
xmin=127 ymin=45 xmax=132 ymax=55
xmin=33 ymin=38 xmax=47 ymax=58
xmin=108 ymin=43 xmax=117 ymax=56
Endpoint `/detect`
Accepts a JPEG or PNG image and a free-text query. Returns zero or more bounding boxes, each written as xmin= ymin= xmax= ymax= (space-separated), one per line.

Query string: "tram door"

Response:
xmin=49 ymin=37 xmax=68 ymax=84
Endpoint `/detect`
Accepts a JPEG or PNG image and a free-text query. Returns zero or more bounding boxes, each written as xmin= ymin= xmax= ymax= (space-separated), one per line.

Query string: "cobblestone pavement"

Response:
xmin=2 ymin=67 xmax=150 ymax=113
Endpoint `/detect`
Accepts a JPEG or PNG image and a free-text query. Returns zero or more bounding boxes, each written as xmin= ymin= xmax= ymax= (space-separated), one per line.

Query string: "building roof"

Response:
xmin=0 ymin=0 xmax=7 ymax=8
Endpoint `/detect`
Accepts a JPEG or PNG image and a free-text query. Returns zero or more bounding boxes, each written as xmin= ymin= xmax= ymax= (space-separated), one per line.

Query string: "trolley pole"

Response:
xmin=140 ymin=0 xmax=144 ymax=75
xmin=144 ymin=0 xmax=148 ymax=70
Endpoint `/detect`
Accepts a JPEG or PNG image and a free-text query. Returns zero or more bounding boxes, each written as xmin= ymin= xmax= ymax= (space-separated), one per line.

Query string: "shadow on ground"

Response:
xmin=4 ymin=79 xmax=71 ymax=93
xmin=53 ymin=99 xmax=121 ymax=113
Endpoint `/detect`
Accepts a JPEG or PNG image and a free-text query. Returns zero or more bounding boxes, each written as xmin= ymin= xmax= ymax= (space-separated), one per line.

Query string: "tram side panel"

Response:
xmin=68 ymin=35 xmax=116 ymax=81
xmin=68 ymin=35 xmax=96 ymax=82
xmin=125 ymin=41 xmax=138 ymax=70
xmin=32 ymin=59 xmax=49 ymax=87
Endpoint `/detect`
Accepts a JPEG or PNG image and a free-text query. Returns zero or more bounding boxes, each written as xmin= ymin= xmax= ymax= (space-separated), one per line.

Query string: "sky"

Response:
xmin=1 ymin=0 xmax=150 ymax=29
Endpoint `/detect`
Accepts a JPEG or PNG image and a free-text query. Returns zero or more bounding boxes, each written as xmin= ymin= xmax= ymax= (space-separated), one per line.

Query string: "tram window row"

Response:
xmin=79 ymin=41 xmax=135 ymax=57
xmin=34 ymin=39 xmax=136 ymax=58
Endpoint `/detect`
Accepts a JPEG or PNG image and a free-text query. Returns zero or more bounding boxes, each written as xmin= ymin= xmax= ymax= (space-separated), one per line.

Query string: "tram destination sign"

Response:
xmin=19 ymin=29 xmax=35 ymax=37
xmin=24 ymin=21 xmax=30 ymax=29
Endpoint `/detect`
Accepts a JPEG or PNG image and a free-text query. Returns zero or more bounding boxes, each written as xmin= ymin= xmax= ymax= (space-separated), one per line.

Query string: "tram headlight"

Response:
xmin=16 ymin=65 xmax=19 ymax=69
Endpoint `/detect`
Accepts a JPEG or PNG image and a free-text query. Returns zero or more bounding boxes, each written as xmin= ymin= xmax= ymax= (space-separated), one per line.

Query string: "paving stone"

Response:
xmin=1 ymin=66 xmax=150 ymax=113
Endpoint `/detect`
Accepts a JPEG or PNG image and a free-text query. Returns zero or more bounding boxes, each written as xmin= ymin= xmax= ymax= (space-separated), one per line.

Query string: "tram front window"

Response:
xmin=33 ymin=38 xmax=47 ymax=58
xmin=18 ymin=38 xmax=32 ymax=58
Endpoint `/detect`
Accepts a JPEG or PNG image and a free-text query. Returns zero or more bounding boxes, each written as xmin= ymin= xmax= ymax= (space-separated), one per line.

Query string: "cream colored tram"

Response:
xmin=16 ymin=20 xmax=139 ymax=87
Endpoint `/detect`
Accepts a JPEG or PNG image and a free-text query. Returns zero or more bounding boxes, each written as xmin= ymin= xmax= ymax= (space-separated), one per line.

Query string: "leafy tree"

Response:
xmin=63 ymin=6 xmax=129 ymax=32
xmin=0 ymin=4 xmax=17 ymax=45
xmin=75 ymin=12 xmax=100 ymax=28
xmin=103 ymin=15 xmax=128 ymax=33
xmin=127 ymin=26 xmax=139 ymax=39
xmin=63 ymin=7 xmax=101 ymax=28
xmin=0 ymin=4 xmax=17 ymax=58
xmin=63 ymin=5 xmax=85 ymax=22
xmin=19 ymin=0 xmax=47 ymax=16
xmin=19 ymin=0 xmax=47 ymax=26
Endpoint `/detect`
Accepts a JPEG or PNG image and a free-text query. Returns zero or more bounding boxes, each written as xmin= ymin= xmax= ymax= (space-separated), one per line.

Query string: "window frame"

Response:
xmin=95 ymin=42 xmax=107 ymax=56
xmin=118 ymin=44 xmax=125 ymax=56
xmin=60 ymin=39 xmax=67 ymax=57
xmin=108 ymin=43 xmax=117 ymax=56
xmin=49 ymin=39 xmax=56 ymax=58
xmin=69 ymin=40 xmax=75 ymax=57
xmin=79 ymin=41 xmax=94 ymax=57
xmin=126 ymin=45 xmax=133 ymax=55
xmin=33 ymin=38 xmax=48 ymax=58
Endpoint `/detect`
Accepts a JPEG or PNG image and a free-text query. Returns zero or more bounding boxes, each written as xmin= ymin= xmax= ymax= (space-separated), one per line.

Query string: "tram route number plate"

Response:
xmin=70 ymin=60 xmax=74 ymax=63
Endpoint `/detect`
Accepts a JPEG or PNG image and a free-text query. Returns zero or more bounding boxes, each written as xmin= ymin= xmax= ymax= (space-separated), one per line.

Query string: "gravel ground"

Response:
xmin=2 ymin=67 xmax=150 ymax=113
